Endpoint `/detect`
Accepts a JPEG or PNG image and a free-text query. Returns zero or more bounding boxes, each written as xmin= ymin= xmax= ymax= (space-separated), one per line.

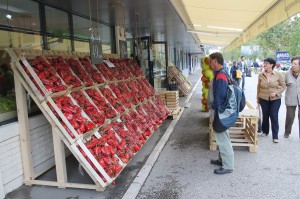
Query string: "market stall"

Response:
xmin=6 ymin=48 xmax=170 ymax=191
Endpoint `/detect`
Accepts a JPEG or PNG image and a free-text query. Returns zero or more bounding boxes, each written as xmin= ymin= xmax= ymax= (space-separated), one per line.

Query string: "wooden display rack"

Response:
xmin=167 ymin=66 xmax=192 ymax=96
xmin=6 ymin=48 xmax=169 ymax=191
xmin=209 ymin=101 xmax=259 ymax=152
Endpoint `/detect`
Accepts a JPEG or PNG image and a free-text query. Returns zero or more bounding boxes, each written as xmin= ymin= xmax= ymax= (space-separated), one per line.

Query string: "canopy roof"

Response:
xmin=171 ymin=0 xmax=300 ymax=51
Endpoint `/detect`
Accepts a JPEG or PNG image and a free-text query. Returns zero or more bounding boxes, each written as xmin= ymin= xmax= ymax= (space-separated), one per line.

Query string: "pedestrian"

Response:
xmin=230 ymin=61 xmax=242 ymax=86
xmin=284 ymin=56 xmax=300 ymax=138
xmin=238 ymin=56 xmax=247 ymax=90
xmin=257 ymin=57 xmax=286 ymax=143
xmin=223 ymin=61 xmax=229 ymax=73
xmin=208 ymin=52 xmax=234 ymax=175
xmin=253 ymin=60 xmax=259 ymax=74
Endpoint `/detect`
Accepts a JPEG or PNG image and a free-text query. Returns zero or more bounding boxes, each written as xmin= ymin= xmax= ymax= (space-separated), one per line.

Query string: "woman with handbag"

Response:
xmin=230 ymin=61 xmax=242 ymax=86
xmin=284 ymin=56 xmax=300 ymax=138
xmin=257 ymin=58 xmax=286 ymax=143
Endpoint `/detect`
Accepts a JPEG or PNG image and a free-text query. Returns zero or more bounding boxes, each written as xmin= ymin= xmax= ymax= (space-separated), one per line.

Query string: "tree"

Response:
xmin=225 ymin=14 xmax=300 ymax=59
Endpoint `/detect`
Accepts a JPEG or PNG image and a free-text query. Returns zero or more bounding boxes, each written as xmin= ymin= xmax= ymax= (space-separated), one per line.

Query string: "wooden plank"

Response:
xmin=14 ymin=75 xmax=34 ymax=182
xmin=230 ymin=138 xmax=252 ymax=143
xmin=231 ymin=143 xmax=255 ymax=147
xmin=26 ymin=180 xmax=103 ymax=191
xmin=52 ymin=127 xmax=67 ymax=188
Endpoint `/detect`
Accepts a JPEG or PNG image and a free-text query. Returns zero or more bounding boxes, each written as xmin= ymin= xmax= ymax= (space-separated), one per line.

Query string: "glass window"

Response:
xmin=47 ymin=36 xmax=71 ymax=51
xmin=74 ymin=40 xmax=89 ymax=52
xmin=0 ymin=30 xmax=42 ymax=49
xmin=11 ymin=32 xmax=43 ymax=49
xmin=73 ymin=15 xmax=113 ymax=53
xmin=73 ymin=15 xmax=91 ymax=40
xmin=0 ymin=0 xmax=40 ymax=31
xmin=45 ymin=6 xmax=70 ymax=37
xmin=126 ymin=32 xmax=134 ymax=58
xmin=0 ymin=59 xmax=15 ymax=123
xmin=0 ymin=31 xmax=42 ymax=124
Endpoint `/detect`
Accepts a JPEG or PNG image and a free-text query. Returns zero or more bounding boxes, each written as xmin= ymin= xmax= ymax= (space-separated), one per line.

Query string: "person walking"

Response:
xmin=208 ymin=52 xmax=234 ymax=174
xmin=253 ymin=60 xmax=259 ymax=74
xmin=257 ymin=58 xmax=286 ymax=143
xmin=238 ymin=56 xmax=247 ymax=90
xmin=230 ymin=61 xmax=242 ymax=86
xmin=284 ymin=56 xmax=300 ymax=138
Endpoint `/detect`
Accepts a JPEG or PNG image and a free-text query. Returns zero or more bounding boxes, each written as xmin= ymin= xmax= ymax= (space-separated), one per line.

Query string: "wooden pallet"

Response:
xmin=169 ymin=106 xmax=182 ymax=119
xmin=209 ymin=101 xmax=258 ymax=152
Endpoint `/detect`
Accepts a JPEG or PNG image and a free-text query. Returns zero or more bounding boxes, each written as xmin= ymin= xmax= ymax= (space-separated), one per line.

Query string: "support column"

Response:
xmin=14 ymin=73 xmax=34 ymax=184
xmin=52 ymin=127 xmax=67 ymax=188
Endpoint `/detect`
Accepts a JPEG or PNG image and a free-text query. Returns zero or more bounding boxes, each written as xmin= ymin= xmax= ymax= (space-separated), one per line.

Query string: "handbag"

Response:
xmin=236 ymin=69 xmax=242 ymax=78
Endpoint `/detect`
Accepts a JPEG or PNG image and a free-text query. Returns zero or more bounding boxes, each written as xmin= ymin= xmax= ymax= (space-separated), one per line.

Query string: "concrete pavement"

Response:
xmin=136 ymin=73 xmax=300 ymax=199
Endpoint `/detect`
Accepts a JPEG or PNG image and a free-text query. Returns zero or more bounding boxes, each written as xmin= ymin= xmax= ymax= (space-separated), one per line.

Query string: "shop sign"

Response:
xmin=90 ymin=34 xmax=103 ymax=64
xmin=276 ymin=51 xmax=290 ymax=62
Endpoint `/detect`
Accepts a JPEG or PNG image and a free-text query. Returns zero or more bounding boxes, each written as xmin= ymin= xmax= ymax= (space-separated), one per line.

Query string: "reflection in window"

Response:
xmin=73 ymin=15 xmax=113 ymax=53
xmin=153 ymin=43 xmax=167 ymax=89
xmin=45 ymin=6 xmax=70 ymax=37
xmin=47 ymin=37 xmax=71 ymax=51
xmin=126 ymin=32 xmax=134 ymax=58
xmin=0 ymin=30 xmax=42 ymax=49
xmin=75 ymin=40 xmax=89 ymax=52
xmin=0 ymin=0 xmax=40 ymax=31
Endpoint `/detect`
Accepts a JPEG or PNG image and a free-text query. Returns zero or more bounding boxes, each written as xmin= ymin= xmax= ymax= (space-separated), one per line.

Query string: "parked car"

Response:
xmin=279 ymin=62 xmax=291 ymax=71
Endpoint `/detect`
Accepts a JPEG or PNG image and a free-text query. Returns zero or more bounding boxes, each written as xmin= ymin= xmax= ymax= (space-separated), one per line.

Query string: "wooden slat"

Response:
xmin=52 ymin=127 xmax=67 ymax=188
xmin=14 ymin=74 xmax=34 ymax=182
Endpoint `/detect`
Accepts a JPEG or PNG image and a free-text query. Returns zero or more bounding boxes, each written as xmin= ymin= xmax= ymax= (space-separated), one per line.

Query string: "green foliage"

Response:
xmin=226 ymin=15 xmax=300 ymax=59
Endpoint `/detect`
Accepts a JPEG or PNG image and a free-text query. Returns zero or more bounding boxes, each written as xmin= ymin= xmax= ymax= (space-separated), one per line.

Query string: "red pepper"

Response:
xmin=69 ymin=119 xmax=79 ymax=128
xmin=85 ymin=121 xmax=95 ymax=132
xmin=86 ymin=138 xmax=98 ymax=149
xmin=78 ymin=123 xmax=86 ymax=133
xmin=93 ymin=147 xmax=102 ymax=157
xmin=64 ymin=112 xmax=73 ymax=120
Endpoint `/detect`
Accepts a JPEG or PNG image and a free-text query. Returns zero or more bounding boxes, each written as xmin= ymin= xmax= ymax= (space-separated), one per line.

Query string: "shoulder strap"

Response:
xmin=219 ymin=68 xmax=233 ymax=85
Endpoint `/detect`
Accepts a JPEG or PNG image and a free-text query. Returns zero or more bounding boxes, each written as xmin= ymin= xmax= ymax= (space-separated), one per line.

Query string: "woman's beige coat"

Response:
xmin=257 ymin=70 xmax=286 ymax=102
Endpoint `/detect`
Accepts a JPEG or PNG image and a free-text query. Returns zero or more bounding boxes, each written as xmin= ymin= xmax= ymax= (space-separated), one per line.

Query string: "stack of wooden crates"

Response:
xmin=157 ymin=91 xmax=181 ymax=119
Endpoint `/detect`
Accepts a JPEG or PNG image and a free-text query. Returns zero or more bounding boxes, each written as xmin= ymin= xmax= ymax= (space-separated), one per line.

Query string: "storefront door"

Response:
xmin=152 ymin=41 xmax=168 ymax=90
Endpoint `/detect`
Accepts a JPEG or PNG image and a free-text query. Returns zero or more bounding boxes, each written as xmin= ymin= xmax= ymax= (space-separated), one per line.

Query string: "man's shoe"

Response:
xmin=261 ymin=133 xmax=268 ymax=137
xmin=210 ymin=159 xmax=222 ymax=166
xmin=284 ymin=134 xmax=289 ymax=138
xmin=214 ymin=167 xmax=233 ymax=175
xmin=273 ymin=139 xmax=279 ymax=143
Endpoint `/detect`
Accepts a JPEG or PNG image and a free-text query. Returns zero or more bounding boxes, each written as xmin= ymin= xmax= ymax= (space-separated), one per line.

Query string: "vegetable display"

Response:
xmin=14 ymin=52 xmax=170 ymax=188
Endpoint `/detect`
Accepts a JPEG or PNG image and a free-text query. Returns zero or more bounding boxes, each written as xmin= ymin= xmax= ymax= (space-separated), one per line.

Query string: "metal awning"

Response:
xmin=170 ymin=0 xmax=300 ymax=52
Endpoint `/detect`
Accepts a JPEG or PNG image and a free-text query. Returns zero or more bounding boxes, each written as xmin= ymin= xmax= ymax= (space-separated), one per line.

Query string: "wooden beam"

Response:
xmin=52 ymin=127 xmax=67 ymax=188
xmin=14 ymin=75 xmax=34 ymax=182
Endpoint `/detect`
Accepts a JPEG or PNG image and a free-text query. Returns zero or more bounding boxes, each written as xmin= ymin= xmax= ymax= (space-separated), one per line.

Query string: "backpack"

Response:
xmin=236 ymin=69 xmax=242 ymax=78
xmin=212 ymin=69 xmax=246 ymax=133
xmin=223 ymin=69 xmax=246 ymax=112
